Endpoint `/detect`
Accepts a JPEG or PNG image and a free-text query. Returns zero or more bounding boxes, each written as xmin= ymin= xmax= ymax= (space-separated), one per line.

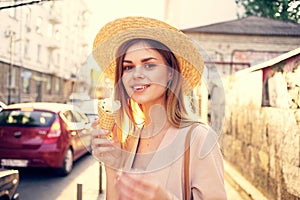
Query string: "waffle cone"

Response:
xmin=98 ymin=106 xmax=117 ymax=130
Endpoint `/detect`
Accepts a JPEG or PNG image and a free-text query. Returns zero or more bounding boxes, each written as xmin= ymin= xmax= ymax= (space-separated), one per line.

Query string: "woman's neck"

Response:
xmin=141 ymin=104 xmax=170 ymax=138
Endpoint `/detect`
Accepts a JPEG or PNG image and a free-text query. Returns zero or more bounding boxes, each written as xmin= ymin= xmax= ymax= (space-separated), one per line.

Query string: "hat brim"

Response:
xmin=92 ymin=17 xmax=204 ymax=92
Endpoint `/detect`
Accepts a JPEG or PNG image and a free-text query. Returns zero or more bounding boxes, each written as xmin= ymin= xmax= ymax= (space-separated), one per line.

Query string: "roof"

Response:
xmin=182 ymin=16 xmax=300 ymax=36
xmin=5 ymin=102 xmax=80 ymax=113
xmin=236 ymin=47 xmax=300 ymax=74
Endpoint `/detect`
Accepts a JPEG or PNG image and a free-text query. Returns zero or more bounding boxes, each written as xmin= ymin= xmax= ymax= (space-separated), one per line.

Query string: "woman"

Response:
xmin=92 ymin=16 xmax=227 ymax=200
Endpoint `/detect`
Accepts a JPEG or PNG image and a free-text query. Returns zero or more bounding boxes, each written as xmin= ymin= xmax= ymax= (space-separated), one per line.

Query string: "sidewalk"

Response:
xmin=55 ymin=157 xmax=105 ymax=200
xmin=76 ymin=161 xmax=106 ymax=200
xmin=224 ymin=160 xmax=268 ymax=200
xmin=73 ymin=159 xmax=266 ymax=200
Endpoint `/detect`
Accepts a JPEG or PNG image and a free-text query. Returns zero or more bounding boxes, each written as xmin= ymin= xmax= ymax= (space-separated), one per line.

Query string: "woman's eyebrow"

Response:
xmin=141 ymin=57 xmax=157 ymax=62
xmin=123 ymin=60 xmax=133 ymax=64
xmin=123 ymin=57 xmax=158 ymax=64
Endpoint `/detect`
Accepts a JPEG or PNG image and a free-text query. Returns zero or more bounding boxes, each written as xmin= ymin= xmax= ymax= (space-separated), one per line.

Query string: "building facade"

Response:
xmin=182 ymin=16 xmax=300 ymax=76
xmin=0 ymin=0 xmax=91 ymax=104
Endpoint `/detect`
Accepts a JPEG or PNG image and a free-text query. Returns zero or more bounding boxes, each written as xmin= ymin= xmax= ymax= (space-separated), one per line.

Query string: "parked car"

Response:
xmin=0 ymin=102 xmax=92 ymax=176
xmin=0 ymin=168 xmax=19 ymax=200
xmin=0 ymin=101 xmax=7 ymax=112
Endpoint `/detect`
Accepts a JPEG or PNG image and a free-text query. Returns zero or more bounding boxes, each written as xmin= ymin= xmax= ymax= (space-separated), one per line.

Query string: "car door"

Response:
xmin=70 ymin=110 xmax=91 ymax=158
xmin=61 ymin=110 xmax=82 ymax=158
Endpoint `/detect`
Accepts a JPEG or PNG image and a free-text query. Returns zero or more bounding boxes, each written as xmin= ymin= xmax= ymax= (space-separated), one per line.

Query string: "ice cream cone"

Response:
xmin=97 ymin=98 xmax=120 ymax=130
xmin=98 ymin=105 xmax=117 ymax=130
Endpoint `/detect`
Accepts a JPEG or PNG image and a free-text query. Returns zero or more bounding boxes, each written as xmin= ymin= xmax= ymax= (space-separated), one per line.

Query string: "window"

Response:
xmin=24 ymin=39 xmax=30 ymax=58
xmin=0 ymin=110 xmax=55 ymax=127
xmin=24 ymin=7 xmax=31 ymax=31
xmin=22 ymin=74 xmax=30 ymax=94
xmin=7 ymin=67 xmax=16 ymax=88
xmin=262 ymin=79 xmax=270 ymax=106
xmin=55 ymin=77 xmax=61 ymax=94
xmin=55 ymin=30 xmax=60 ymax=40
xmin=62 ymin=110 xmax=75 ymax=122
xmin=37 ymin=44 xmax=41 ymax=62
xmin=47 ymin=75 xmax=52 ymax=94
xmin=36 ymin=17 xmax=42 ymax=34
xmin=56 ymin=54 xmax=60 ymax=66
xmin=47 ymin=24 xmax=53 ymax=37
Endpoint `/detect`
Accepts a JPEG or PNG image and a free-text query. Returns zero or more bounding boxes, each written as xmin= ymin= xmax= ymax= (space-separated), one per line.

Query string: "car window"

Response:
xmin=0 ymin=110 xmax=56 ymax=127
xmin=78 ymin=111 xmax=90 ymax=123
xmin=72 ymin=110 xmax=87 ymax=123
xmin=62 ymin=110 xmax=76 ymax=122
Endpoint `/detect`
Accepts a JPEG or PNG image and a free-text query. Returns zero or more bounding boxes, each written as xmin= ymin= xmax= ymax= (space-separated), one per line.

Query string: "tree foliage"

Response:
xmin=235 ymin=0 xmax=300 ymax=23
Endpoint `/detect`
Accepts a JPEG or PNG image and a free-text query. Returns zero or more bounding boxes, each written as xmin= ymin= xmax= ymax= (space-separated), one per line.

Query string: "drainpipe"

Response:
xmin=8 ymin=31 xmax=15 ymax=104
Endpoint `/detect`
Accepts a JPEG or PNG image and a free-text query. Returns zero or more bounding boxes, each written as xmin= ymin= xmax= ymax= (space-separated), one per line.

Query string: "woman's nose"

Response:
xmin=133 ymin=66 xmax=145 ymax=79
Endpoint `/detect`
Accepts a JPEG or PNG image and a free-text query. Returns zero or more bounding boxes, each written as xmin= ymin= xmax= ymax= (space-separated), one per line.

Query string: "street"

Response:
xmin=16 ymin=153 xmax=101 ymax=200
xmin=15 ymin=153 xmax=243 ymax=200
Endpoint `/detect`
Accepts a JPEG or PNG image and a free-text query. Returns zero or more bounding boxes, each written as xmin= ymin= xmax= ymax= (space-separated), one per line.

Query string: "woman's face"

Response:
xmin=121 ymin=41 xmax=172 ymax=106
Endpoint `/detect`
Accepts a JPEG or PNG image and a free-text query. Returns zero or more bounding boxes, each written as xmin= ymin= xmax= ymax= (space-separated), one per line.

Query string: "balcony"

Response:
xmin=47 ymin=40 xmax=60 ymax=51
xmin=48 ymin=9 xmax=62 ymax=24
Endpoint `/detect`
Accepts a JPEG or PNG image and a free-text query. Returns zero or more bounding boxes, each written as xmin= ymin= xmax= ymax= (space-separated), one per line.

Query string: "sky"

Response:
xmin=86 ymin=0 xmax=238 ymax=46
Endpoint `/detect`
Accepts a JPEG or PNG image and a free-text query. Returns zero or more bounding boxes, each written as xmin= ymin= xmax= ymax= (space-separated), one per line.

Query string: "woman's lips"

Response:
xmin=132 ymin=84 xmax=150 ymax=92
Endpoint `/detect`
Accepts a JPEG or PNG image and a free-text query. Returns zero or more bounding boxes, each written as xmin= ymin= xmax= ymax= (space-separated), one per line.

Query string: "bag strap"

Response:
xmin=183 ymin=123 xmax=199 ymax=200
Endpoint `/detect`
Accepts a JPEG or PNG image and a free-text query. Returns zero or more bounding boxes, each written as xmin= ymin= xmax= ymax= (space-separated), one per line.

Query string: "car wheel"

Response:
xmin=55 ymin=148 xmax=73 ymax=176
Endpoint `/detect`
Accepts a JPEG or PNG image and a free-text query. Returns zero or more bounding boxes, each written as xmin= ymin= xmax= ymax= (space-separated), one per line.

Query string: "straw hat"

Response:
xmin=92 ymin=16 xmax=204 ymax=92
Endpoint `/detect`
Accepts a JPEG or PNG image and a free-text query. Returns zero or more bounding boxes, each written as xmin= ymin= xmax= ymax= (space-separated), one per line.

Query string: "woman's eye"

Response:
xmin=144 ymin=64 xmax=157 ymax=69
xmin=123 ymin=66 xmax=134 ymax=71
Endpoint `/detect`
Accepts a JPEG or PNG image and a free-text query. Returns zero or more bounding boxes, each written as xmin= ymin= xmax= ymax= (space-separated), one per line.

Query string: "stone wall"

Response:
xmin=220 ymin=66 xmax=300 ymax=199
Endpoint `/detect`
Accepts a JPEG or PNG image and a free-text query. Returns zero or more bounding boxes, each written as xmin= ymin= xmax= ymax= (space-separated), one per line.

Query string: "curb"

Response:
xmin=224 ymin=160 xmax=268 ymax=200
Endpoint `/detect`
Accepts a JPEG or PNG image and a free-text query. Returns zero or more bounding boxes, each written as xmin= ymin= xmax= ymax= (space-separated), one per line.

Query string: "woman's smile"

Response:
xmin=132 ymin=84 xmax=150 ymax=92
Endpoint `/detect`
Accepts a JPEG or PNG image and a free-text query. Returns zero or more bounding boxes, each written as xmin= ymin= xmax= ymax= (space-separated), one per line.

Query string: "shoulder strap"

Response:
xmin=183 ymin=123 xmax=199 ymax=200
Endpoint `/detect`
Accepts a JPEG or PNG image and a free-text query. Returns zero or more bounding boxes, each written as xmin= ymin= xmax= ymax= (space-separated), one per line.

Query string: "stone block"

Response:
xmin=258 ymin=150 xmax=269 ymax=172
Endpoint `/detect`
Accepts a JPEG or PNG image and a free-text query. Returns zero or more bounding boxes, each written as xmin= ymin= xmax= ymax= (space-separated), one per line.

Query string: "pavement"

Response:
xmin=62 ymin=158 xmax=266 ymax=200
xmin=224 ymin=160 xmax=268 ymax=200
xmin=55 ymin=156 xmax=104 ymax=200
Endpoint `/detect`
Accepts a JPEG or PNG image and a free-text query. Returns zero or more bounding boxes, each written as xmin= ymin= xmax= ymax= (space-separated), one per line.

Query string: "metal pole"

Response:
xmin=99 ymin=162 xmax=103 ymax=194
xmin=77 ymin=182 xmax=83 ymax=200
xmin=8 ymin=31 xmax=14 ymax=104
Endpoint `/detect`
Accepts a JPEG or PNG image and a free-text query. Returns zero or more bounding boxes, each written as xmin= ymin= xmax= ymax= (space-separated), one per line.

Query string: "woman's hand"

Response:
xmin=115 ymin=172 xmax=172 ymax=200
xmin=91 ymin=119 xmax=121 ymax=168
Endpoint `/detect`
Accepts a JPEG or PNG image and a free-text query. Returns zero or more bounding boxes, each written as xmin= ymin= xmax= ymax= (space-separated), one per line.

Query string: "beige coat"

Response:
xmin=106 ymin=123 xmax=227 ymax=200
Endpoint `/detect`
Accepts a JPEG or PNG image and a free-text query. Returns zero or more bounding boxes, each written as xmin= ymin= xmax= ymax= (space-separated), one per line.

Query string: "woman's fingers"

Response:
xmin=91 ymin=119 xmax=122 ymax=167
xmin=92 ymin=128 xmax=110 ymax=138
xmin=91 ymin=128 xmax=121 ymax=166
xmin=91 ymin=119 xmax=100 ymax=128
xmin=92 ymin=137 xmax=112 ymax=145
xmin=115 ymin=173 xmax=171 ymax=200
xmin=115 ymin=173 xmax=152 ymax=200
xmin=92 ymin=146 xmax=115 ymax=158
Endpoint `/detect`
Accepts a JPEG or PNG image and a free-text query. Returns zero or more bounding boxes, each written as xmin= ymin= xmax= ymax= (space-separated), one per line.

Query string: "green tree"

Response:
xmin=235 ymin=0 xmax=300 ymax=23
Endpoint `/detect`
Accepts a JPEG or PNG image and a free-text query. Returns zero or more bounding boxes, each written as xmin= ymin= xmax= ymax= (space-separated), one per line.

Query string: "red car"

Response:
xmin=0 ymin=103 xmax=92 ymax=176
